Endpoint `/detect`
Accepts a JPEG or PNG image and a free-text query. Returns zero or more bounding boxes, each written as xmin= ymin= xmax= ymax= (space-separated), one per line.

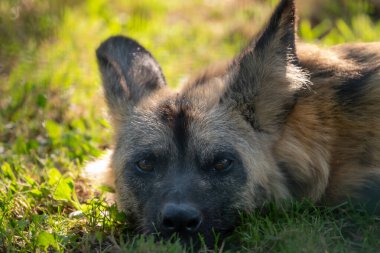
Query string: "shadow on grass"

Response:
xmin=227 ymin=200 xmax=380 ymax=253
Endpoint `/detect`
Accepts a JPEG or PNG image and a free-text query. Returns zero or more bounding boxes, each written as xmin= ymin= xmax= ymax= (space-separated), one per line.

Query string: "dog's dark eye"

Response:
xmin=212 ymin=158 xmax=232 ymax=171
xmin=136 ymin=159 xmax=154 ymax=172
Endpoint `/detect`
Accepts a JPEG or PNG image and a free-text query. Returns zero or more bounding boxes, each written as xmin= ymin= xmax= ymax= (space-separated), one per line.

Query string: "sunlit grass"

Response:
xmin=1 ymin=0 xmax=379 ymax=252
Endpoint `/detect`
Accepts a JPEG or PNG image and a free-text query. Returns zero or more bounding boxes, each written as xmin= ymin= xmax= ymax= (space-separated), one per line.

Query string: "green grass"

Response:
xmin=1 ymin=0 xmax=380 ymax=252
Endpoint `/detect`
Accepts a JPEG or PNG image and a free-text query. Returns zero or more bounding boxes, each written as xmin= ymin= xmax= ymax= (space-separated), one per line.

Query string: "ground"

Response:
xmin=1 ymin=0 xmax=380 ymax=252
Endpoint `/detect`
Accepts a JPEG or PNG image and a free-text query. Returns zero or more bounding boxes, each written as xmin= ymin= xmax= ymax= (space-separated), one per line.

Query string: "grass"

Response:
xmin=1 ymin=0 xmax=380 ymax=252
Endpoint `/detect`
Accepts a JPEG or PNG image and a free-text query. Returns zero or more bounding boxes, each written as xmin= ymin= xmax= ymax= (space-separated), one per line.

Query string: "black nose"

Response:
xmin=160 ymin=203 xmax=202 ymax=234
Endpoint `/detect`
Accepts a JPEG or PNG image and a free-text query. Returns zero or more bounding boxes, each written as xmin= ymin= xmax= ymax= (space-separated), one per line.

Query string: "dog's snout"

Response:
xmin=160 ymin=203 xmax=202 ymax=234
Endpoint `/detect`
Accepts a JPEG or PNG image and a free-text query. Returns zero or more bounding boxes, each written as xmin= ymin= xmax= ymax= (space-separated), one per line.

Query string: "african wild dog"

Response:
xmin=91 ymin=0 xmax=380 ymax=247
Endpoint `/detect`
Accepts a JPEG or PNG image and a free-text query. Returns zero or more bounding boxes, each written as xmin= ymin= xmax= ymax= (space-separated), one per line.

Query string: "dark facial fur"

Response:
xmin=95 ymin=0 xmax=380 ymax=248
xmin=110 ymin=93 xmax=251 ymax=246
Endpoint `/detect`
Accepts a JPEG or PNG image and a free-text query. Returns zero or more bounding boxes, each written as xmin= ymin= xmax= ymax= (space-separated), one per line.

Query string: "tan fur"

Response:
xmin=89 ymin=0 xmax=380 ymax=244
xmin=275 ymin=43 xmax=380 ymax=204
xmin=87 ymin=41 xmax=380 ymax=208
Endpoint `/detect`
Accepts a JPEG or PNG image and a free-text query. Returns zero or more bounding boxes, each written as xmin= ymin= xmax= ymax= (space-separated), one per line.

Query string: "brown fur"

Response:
xmin=282 ymin=43 xmax=380 ymax=204
xmin=88 ymin=0 xmax=380 ymax=246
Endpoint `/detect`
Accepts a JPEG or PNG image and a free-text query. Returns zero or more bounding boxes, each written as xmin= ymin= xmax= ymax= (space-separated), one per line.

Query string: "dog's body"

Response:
xmin=91 ymin=0 xmax=380 ymax=247
xmin=277 ymin=42 xmax=380 ymax=208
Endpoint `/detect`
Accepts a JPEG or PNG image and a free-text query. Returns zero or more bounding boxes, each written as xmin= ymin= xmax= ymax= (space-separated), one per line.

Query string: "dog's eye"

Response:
xmin=136 ymin=159 xmax=154 ymax=172
xmin=212 ymin=158 xmax=232 ymax=171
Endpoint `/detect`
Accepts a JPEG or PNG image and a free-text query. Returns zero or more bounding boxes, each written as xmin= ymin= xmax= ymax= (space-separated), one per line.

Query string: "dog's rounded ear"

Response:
xmin=96 ymin=36 xmax=166 ymax=121
xmin=233 ymin=0 xmax=298 ymax=86
xmin=223 ymin=0 xmax=309 ymax=133
xmin=253 ymin=0 xmax=297 ymax=63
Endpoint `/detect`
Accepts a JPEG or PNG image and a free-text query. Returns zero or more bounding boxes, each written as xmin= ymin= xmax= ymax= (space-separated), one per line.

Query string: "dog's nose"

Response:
xmin=160 ymin=203 xmax=202 ymax=233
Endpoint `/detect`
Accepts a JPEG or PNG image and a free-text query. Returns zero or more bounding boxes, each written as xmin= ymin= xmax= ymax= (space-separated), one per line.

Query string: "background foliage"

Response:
xmin=1 ymin=0 xmax=380 ymax=252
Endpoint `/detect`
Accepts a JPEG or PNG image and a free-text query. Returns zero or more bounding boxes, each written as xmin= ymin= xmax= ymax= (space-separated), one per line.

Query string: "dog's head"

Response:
xmin=96 ymin=0 xmax=308 ymax=247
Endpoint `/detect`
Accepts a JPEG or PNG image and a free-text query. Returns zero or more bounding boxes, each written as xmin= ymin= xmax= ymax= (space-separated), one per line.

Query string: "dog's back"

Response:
xmin=274 ymin=42 xmax=380 ymax=211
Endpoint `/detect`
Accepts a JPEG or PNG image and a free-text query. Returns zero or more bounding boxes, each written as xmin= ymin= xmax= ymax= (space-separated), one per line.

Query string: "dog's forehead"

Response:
xmin=128 ymin=95 xmax=219 ymax=144
xmin=155 ymin=94 xmax=220 ymax=131
xmin=153 ymin=93 xmax=243 ymax=147
xmin=125 ymin=74 xmax=244 ymax=154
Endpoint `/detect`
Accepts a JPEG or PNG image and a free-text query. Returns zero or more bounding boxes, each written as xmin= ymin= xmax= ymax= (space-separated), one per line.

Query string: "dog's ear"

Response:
xmin=224 ymin=0 xmax=309 ymax=133
xmin=96 ymin=36 xmax=166 ymax=123
xmin=254 ymin=0 xmax=297 ymax=64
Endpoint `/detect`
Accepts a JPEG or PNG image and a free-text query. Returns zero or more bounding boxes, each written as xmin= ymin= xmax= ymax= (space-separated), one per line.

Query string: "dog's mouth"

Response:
xmin=144 ymin=219 xmax=237 ymax=249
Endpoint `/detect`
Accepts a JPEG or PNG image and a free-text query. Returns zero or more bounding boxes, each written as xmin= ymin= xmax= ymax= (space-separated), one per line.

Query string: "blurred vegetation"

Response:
xmin=0 ymin=0 xmax=379 ymax=252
